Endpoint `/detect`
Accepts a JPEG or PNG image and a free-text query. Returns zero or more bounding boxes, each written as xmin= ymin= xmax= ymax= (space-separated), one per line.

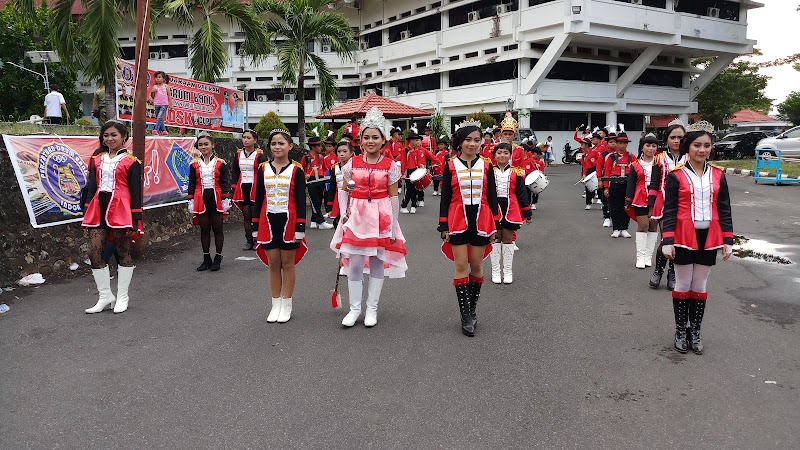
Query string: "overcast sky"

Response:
xmin=747 ymin=1 xmax=799 ymax=110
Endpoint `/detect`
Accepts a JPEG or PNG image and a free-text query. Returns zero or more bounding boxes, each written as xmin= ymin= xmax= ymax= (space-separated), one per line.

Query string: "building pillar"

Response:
xmin=519 ymin=109 xmax=531 ymax=128
xmin=679 ymin=113 xmax=689 ymax=125
xmin=606 ymin=111 xmax=617 ymax=128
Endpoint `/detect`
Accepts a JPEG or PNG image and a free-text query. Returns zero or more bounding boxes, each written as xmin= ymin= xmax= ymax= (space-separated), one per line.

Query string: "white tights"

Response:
xmin=673 ymin=263 xmax=712 ymax=293
xmin=347 ymin=254 xmax=384 ymax=281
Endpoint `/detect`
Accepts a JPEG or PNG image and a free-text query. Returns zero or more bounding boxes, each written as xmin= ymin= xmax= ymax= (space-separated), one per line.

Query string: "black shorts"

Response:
xmin=633 ymin=206 xmax=649 ymax=217
xmin=448 ymin=205 xmax=492 ymax=247
xmin=200 ymin=188 xmax=222 ymax=216
xmin=497 ymin=198 xmax=521 ymax=230
xmin=260 ymin=212 xmax=300 ymax=251
xmin=97 ymin=191 xmax=112 ymax=229
xmin=238 ymin=183 xmax=254 ymax=206
xmin=674 ymin=228 xmax=718 ymax=266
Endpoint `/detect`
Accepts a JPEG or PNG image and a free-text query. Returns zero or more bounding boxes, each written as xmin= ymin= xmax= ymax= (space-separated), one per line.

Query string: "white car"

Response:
xmin=757 ymin=126 xmax=800 ymax=158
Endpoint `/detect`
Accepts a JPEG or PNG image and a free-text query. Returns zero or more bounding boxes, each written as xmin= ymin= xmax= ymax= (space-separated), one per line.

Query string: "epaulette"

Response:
xmin=236 ymin=148 xmax=243 ymax=153
xmin=216 ymin=157 xmax=226 ymax=164
xmin=672 ymin=164 xmax=685 ymax=172
xmin=292 ymin=161 xmax=303 ymax=169
xmin=450 ymin=155 xmax=458 ymax=161
xmin=258 ymin=161 xmax=270 ymax=169
xmin=125 ymin=152 xmax=142 ymax=164
xmin=709 ymin=163 xmax=723 ymax=171
xmin=512 ymin=167 xmax=525 ymax=176
xmin=255 ymin=148 xmax=263 ymax=154
xmin=480 ymin=156 xmax=492 ymax=164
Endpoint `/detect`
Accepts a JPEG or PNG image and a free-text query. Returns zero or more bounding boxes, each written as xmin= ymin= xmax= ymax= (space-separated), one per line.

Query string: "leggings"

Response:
xmin=88 ymin=228 xmax=133 ymax=268
xmin=198 ymin=213 xmax=224 ymax=254
xmin=347 ymin=254 xmax=385 ymax=281
xmin=673 ymin=264 xmax=712 ymax=293
xmin=402 ymin=178 xmax=419 ymax=208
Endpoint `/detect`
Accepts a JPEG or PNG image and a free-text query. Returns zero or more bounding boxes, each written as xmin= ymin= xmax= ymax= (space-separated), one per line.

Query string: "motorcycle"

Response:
xmin=561 ymin=142 xmax=582 ymax=165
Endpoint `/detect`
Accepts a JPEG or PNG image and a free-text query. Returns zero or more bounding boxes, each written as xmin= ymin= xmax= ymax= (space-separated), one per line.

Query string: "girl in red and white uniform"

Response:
xmin=438 ymin=122 xmax=499 ymax=337
xmin=526 ymin=147 xmax=546 ymax=210
xmin=328 ymin=140 xmax=354 ymax=229
xmin=579 ymin=135 xmax=599 ymax=210
xmin=489 ymin=143 xmax=532 ymax=285
xmin=252 ymin=130 xmax=308 ymax=323
xmin=625 ymin=133 xmax=663 ymax=269
xmin=431 ymin=138 xmax=450 ymax=196
xmin=331 ymin=107 xmax=407 ymax=328
xmin=651 ymin=121 xmax=687 ymax=290
xmin=662 ymin=122 xmax=734 ymax=355
xmin=230 ymin=129 xmax=267 ymax=251
xmin=82 ymin=121 xmax=143 ymax=314
xmin=188 ymin=135 xmax=231 ymax=272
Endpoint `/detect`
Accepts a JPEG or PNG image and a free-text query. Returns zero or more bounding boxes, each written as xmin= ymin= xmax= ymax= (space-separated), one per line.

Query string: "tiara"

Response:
xmin=455 ymin=119 xmax=482 ymax=131
xmin=270 ymin=128 xmax=291 ymax=136
xmin=360 ymin=106 xmax=386 ymax=134
xmin=686 ymin=120 xmax=714 ymax=133
xmin=667 ymin=118 xmax=685 ymax=127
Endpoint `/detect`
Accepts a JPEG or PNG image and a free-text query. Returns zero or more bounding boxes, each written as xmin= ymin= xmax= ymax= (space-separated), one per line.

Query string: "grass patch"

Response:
xmin=716 ymin=159 xmax=800 ymax=177
xmin=0 ymin=122 xmax=98 ymax=136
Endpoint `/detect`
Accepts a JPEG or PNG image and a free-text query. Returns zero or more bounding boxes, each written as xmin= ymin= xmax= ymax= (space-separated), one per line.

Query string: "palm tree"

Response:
xmin=252 ymin=0 xmax=356 ymax=148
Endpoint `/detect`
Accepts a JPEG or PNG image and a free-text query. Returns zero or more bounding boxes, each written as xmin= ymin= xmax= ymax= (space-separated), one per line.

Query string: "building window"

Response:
xmin=342 ymin=74 xmax=360 ymax=80
xmin=590 ymin=113 xmax=606 ymax=129
xmin=388 ymin=14 xmax=442 ymax=42
xmin=618 ymin=114 xmax=644 ymax=131
xmin=249 ymin=88 xmax=315 ymax=101
xmin=613 ymin=0 xmax=666 ymax=8
xmin=142 ymin=44 xmax=188 ymax=59
xmin=363 ymin=83 xmax=382 ymax=94
xmin=449 ymin=0 xmax=519 ymax=27
xmin=546 ymin=61 xmax=609 ymax=82
xmin=389 ymin=73 xmax=441 ymax=94
xmin=632 ymin=69 xmax=683 ymax=88
xmin=337 ymin=87 xmax=361 ymax=101
xmin=120 ymin=47 xmax=135 ymax=60
xmin=675 ymin=0 xmax=739 ymax=21
xmin=531 ymin=112 xmax=592 ymax=132
xmin=450 ymin=60 xmax=517 ymax=87
xmin=529 ymin=0 xmax=557 ymax=6
xmin=363 ymin=31 xmax=382 ymax=49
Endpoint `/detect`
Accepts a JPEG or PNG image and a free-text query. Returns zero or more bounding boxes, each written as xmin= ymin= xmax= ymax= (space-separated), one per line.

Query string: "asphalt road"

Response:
xmin=2 ymin=165 xmax=799 ymax=449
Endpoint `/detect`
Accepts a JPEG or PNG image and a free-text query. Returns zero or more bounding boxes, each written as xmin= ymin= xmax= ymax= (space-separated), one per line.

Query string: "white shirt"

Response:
xmin=44 ymin=91 xmax=66 ymax=117
xmin=99 ymin=152 xmax=129 ymax=192
xmin=640 ymin=160 xmax=653 ymax=185
xmin=198 ymin=158 xmax=218 ymax=190
xmin=238 ymin=150 xmax=257 ymax=184
xmin=453 ymin=157 xmax=485 ymax=206
xmin=262 ymin=163 xmax=293 ymax=214
xmin=664 ymin=151 xmax=685 ymax=171
xmin=494 ymin=165 xmax=512 ymax=198
xmin=682 ymin=165 xmax=713 ymax=228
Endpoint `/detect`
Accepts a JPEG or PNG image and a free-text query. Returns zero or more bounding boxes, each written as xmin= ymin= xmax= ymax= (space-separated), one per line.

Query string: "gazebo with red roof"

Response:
xmin=728 ymin=109 xmax=777 ymax=124
xmin=314 ymin=93 xmax=431 ymax=119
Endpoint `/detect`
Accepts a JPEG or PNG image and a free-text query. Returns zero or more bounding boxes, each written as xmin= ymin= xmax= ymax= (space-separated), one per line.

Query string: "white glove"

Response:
xmin=662 ymin=244 xmax=675 ymax=258
xmin=252 ymin=230 xmax=258 ymax=238
xmin=187 ymin=199 xmax=194 ymax=214
xmin=294 ymin=232 xmax=305 ymax=241
xmin=723 ymin=244 xmax=733 ymax=258
xmin=222 ymin=198 xmax=232 ymax=212
xmin=390 ymin=196 xmax=399 ymax=240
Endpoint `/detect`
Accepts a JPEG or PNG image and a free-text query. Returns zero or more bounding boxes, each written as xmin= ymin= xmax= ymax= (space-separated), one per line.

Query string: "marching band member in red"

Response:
xmin=383 ymin=127 xmax=405 ymax=168
xmin=489 ymin=143 xmax=532 ymax=284
xmin=252 ymin=129 xmax=307 ymax=323
xmin=82 ymin=120 xmax=142 ymax=314
xmin=625 ymin=133 xmax=662 ymax=269
xmin=302 ymin=135 xmax=334 ymax=230
xmin=322 ymin=134 xmax=339 ymax=218
xmin=603 ymin=128 xmax=637 ymax=238
xmin=400 ymin=132 xmax=430 ymax=213
xmin=579 ymin=135 xmax=599 ymax=210
xmin=230 ymin=129 xmax=267 ymax=251
xmin=188 ymin=134 xmax=231 ymax=272
xmin=481 ymin=130 xmax=495 ymax=159
xmin=431 ymin=137 xmax=449 ymax=196
xmin=492 ymin=127 xmax=501 ymax=145
xmin=328 ymin=139 xmax=354 ymax=229
xmin=593 ymin=128 xmax=612 ymax=227
xmin=497 ymin=112 xmax=525 ymax=168
xmin=421 ymin=125 xmax=437 ymax=154
xmin=662 ymin=121 xmax=734 ymax=354
xmin=345 ymin=115 xmax=360 ymax=143
xmin=331 ymin=107 xmax=407 ymax=328
xmin=651 ymin=120 xmax=686 ymax=290
xmin=439 ymin=120 xmax=499 ymax=337
xmin=529 ymin=147 xmax=546 ymax=210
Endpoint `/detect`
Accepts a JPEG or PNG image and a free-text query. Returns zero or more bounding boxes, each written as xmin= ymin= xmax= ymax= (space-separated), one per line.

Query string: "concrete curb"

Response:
xmin=723 ymin=167 xmax=800 ymax=180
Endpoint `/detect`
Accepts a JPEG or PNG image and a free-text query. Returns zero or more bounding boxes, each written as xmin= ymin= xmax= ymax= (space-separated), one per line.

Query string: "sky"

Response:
xmin=747 ymin=1 xmax=800 ymax=111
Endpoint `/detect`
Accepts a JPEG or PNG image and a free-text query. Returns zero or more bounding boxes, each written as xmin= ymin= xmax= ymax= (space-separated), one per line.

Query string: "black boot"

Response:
xmin=243 ymin=233 xmax=254 ymax=251
xmin=673 ymin=298 xmax=689 ymax=353
xmin=455 ymin=282 xmax=475 ymax=337
xmin=689 ymin=299 xmax=706 ymax=354
xmin=666 ymin=262 xmax=676 ymax=291
xmin=210 ymin=254 xmax=223 ymax=271
xmin=650 ymin=252 xmax=667 ymax=289
xmin=197 ymin=253 xmax=212 ymax=271
xmin=468 ymin=277 xmax=483 ymax=327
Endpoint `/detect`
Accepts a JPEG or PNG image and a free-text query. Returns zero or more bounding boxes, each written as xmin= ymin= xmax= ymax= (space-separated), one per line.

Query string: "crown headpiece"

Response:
xmin=360 ymin=106 xmax=387 ymax=135
xmin=686 ymin=120 xmax=714 ymax=133
xmin=270 ymin=128 xmax=291 ymax=137
xmin=455 ymin=118 xmax=481 ymax=131
xmin=500 ymin=111 xmax=518 ymax=132
xmin=667 ymin=118 xmax=685 ymax=128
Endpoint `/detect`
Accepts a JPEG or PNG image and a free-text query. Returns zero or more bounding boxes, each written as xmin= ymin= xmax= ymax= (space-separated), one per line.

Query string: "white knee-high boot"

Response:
xmin=490 ymin=245 xmax=502 ymax=284
xmin=113 ymin=265 xmax=135 ymax=313
xmin=364 ymin=277 xmax=384 ymax=327
xmin=502 ymin=243 xmax=515 ymax=284
xmin=635 ymin=232 xmax=647 ymax=269
xmin=342 ymin=280 xmax=363 ymax=327
xmin=85 ymin=266 xmax=116 ymax=313
xmin=645 ymin=232 xmax=659 ymax=267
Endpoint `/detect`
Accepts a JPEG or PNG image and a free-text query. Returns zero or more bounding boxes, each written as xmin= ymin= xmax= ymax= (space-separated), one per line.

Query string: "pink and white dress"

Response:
xmin=330 ymin=155 xmax=407 ymax=278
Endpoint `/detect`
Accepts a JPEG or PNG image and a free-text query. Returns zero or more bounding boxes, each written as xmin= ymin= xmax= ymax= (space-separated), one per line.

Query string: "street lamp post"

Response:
xmin=0 ymin=50 xmax=60 ymax=94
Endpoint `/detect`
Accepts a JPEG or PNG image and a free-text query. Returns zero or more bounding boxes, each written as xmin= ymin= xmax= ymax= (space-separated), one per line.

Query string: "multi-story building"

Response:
xmin=108 ymin=0 xmax=759 ymax=148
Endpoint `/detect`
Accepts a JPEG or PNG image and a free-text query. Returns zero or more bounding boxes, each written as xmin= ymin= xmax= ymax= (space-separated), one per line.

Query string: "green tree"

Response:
xmin=693 ymin=57 xmax=772 ymax=129
xmin=0 ymin=5 xmax=82 ymax=122
xmin=252 ymin=0 xmax=356 ymax=148
xmin=428 ymin=110 xmax=449 ymax=141
xmin=254 ymin=111 xmax=288 ymax=140
xmin=467 ymin=109 xmax=497 ymax=130
xmin=777 ymin=91 xmax=800 ymax=126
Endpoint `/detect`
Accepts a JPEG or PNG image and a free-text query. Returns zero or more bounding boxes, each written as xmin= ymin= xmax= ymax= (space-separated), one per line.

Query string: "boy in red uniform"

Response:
xmin=322 ymin=134 xmax=339 ymax=217
xmin=602 ymin=130 xmax=637 ymax=238
xmin=579 ymin=136 xmax=599 ymax=210
xmin=432 ymin=137 xmax=450 ymax=196
xmin=302 ymin=136 xmax=333 ymax=230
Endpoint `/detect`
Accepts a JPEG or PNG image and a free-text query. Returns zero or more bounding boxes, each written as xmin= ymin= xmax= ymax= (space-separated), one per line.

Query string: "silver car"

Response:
xmin=757 ymin=126 xmax=800 ymax=157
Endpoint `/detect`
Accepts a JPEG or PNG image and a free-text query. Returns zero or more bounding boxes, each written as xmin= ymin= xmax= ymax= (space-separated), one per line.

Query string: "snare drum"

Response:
xmin=409 ymin=167 xmax=432 ymax=191
xmin=525 ymin=170 xmax=550 ymax=195
xmin=581 ymin=171 xmax=598 ymax=191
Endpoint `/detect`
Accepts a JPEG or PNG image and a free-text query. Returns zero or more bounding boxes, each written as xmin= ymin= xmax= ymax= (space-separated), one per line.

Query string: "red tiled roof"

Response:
xmin=315 ymin=93 xmax=432 ymax=119
xmin=0 ymin=0 xmax=86 ymax=14
xmin=647 ymin=114 xmax=703 ymax=128
xmin=728 ymin=109 xmax=777 ymax=123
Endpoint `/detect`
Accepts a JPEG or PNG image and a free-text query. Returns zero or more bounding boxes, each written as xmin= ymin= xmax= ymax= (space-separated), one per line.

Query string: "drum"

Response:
xmin=306 ymin=175 xmax=331 ymax=187
xmin=525 ymin=170 xmax=549 ymax=195
xmin=581 ymin=171 xmax=598 ymax=191
xmin=409 ymin=167 xmax=432 ymax=191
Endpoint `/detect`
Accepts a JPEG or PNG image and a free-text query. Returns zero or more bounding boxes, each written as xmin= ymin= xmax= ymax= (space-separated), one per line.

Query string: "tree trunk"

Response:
xmin=104 ymin=78 xmax=116 ymax=124
xmin=297 ymin=58 xmax=306 ymax=155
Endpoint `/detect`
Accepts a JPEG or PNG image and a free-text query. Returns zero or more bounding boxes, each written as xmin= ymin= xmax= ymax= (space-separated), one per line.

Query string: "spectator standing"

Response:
xmin=43 ymin=84 xmax=70 ymax=125
xmin=92 ymin=81 xmax=108 ymax=125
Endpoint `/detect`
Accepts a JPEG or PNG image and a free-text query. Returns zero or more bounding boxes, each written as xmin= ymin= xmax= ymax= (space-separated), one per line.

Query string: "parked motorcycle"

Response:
xmin=562 ymin=142 xmax=582 ymax=164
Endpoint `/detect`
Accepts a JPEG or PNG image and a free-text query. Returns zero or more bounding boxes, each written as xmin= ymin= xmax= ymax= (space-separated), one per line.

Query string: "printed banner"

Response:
xmin=116 ymin=59 xmax=245 ymax=133
xmin=2 ymin=135 xmax=197 ymax=228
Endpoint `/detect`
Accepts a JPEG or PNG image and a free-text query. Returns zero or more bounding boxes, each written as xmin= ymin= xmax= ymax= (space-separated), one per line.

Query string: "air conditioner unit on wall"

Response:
xmin=365 ymin=88 xmax=377 ymax=95
xmin=467 ymin=11 xmax=480 ymax=22
xmin=322 ymin=45 xmax=332 ymax=53
xmin=256 ymin=95 xmax=267 ymax=102
xmin=149 ymin=52 xmax=160 ymax=59
xmin=359 ymin=41 xmax=369 ymax=51
xmin=496 ymin=4 xmax=509 ymax=14
xmin=707 ymin=7 xmax=720 ymax=18
xmin=385 ymin=87 xmax=398 ymax=96
xmin=160 ymin=52 xmax=169 ymax=59
xmin=629 ymin=0 xmax=643 ymax=5
xmin=284 ymin=93 xmax=296 ymax=101
xmin=400 ymin=30 xmax=411 ymax=40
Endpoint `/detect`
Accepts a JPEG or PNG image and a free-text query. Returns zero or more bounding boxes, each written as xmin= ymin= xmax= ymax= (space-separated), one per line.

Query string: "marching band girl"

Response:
xmin=602 ymin=129 xmax=637 ymax=238
xmin=651 ymin=120 xmax=687 ymax=290
xmin=323 ymin=135 xmax=339 ymax=218
xmin=82 ymin=120 xmax=143 ymax=314
xmin=489 ymin=143 xmax=532 ymax=284
xmin=331 ymin=107 xmax=407 ymax=328
xmin=661 ymin=122 xmax=734 ymax=354
xmin=188 ymin=134 xmax=231 ymax=272
xmin=579 ymin=136 xmax=599 ymax=210
xmin=438 ymin=120 xmax=499 ymax=337
xmin=625 ymin=133 xmax=662 ymax=269
xmin=431 ymin=138 xmax=450 ymax=196
xmin=230 ymin=129 xmax=267 ymax=251
xmin=252 ymin=129 xmax=308 ymax=323
xmin=328 ymin=139 xmax=354 ymax=229
xmin=593 ymin=129 xmax=612 ymax=227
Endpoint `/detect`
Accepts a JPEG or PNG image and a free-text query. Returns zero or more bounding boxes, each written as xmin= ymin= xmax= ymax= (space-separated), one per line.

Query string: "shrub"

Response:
xmin=467 ymin=109 xmax=496 ymax=130
xmin=254 ymin=111 xmax=288 ymax=140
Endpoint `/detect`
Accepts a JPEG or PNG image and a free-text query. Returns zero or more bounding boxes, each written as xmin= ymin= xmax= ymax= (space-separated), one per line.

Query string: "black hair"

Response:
xmin=50 ymin=84 xmax=60 ymax=91
xmin=98 ymin=120 xmax=129 ymax=152
xmin=336 ymin=140 xmax=354 ymax=154
xmin=153 ymin=71 xmax=170 ymax=83
xmin=195 ymin=133 xmax=215 ymax=149
xmin=350 ymin=115 xmax=359 ymax=123
xmin=483 ymin=131 xmax=492 ymax=137
xmin=665 ymin=124 xmax=686 ymax=140
xmin=268 ymin=130 xmax=293 ymax=144
xmin=451 ymin=125 xmax=481 ymax=151
xmin=492 ymin=142 xmax=513 ymax=156
xmin=242 ymin=129 xmax=258 ymax=141
xmin=360 ymin=126 xmax=386 ymax=139
xmin=679 ymin=130 xmax=714 ymax=156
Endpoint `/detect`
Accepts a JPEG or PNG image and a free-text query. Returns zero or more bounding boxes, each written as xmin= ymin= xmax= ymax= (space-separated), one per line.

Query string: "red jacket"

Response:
xmin=438 ymin=156 xmax=499 ymax=235
xmin=432 ymin=150 xmax=450 ymax=176
xmin=594 ymin=141 xmax=609 ymax=177
xmin=662 ymin=165 xmax=733 ymax=250
xmin=301 ymin=152 xmax=326 ymax=180
xmin=495 ymin=166 xmax=532 ymax=224
xmin=480 ymin=142 xmax=494 ymax=160
xmin=231 ymin=148 xmax=267 ymax=203
xmin=252 ymin=162 xmax=307 ymax=243
xmin=405 ymin=146 xmax=435 ymax=171
xmin=581 ymin=148 xmax=599 ymax=177
xmin=625 ymin=160 xmax=661 ymax=208
xmin=187 ymin=157 xmax=231 ymax=214
xmin=82 ymin=151 xmax=143 ymax=229
xmin=602 ymin=151 xmax=637 ymax=189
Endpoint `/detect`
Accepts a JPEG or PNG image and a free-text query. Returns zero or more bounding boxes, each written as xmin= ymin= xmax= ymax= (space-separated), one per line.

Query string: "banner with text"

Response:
xmin=2 ymin=135 xmax=197 ymax=228
xmin=116 ymin=59 xmax=245 ymax=133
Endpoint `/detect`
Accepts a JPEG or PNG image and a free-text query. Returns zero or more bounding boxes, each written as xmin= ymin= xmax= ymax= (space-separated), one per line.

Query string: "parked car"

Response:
xmin=757 ymin=126 xmax=800 ymax=158
xmin=712 ymin=131 xmax=768 ymax=160
xmin=515 ymin=128 xmax=538 ymax=147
